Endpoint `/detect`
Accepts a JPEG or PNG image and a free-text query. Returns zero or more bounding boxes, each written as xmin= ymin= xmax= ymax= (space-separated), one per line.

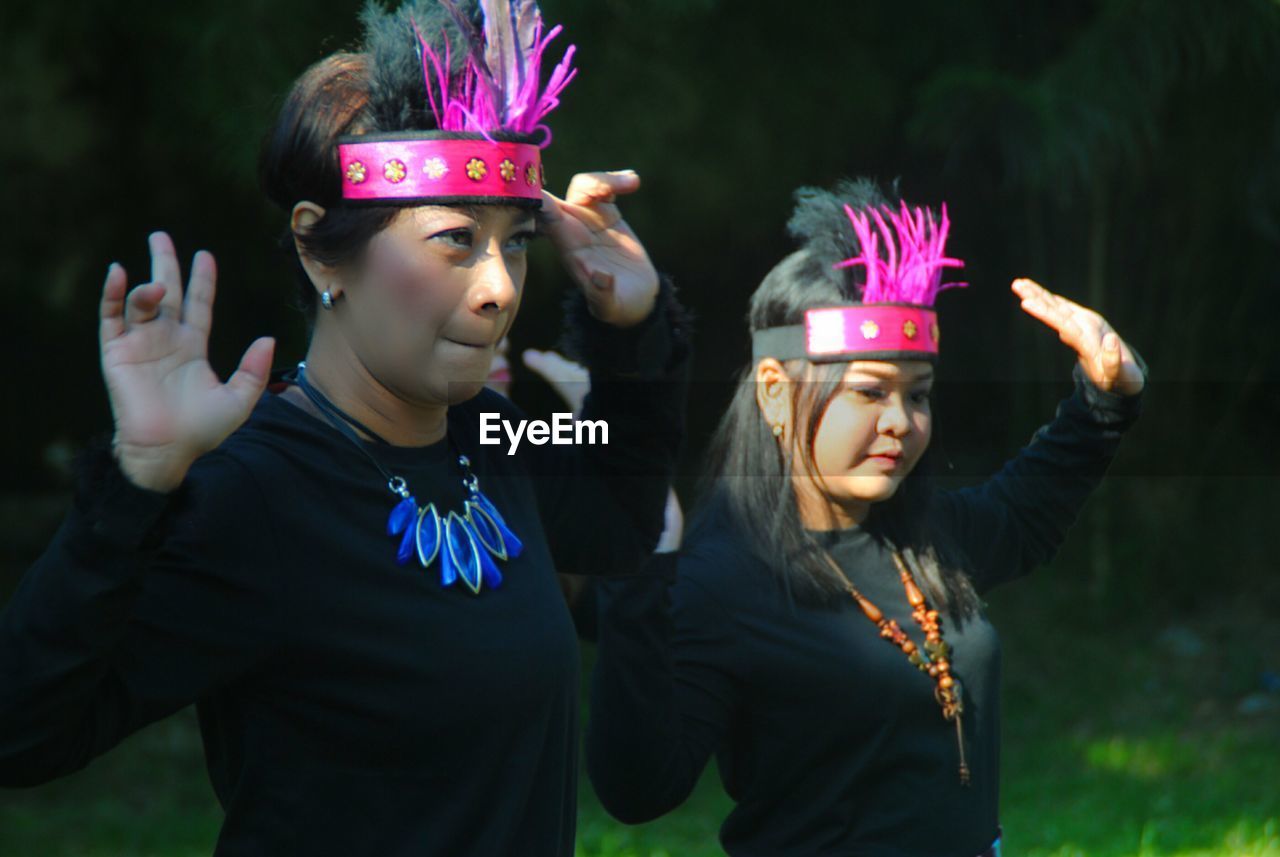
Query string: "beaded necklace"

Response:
xmin=835 ymin=549 xmax=970 ymax=786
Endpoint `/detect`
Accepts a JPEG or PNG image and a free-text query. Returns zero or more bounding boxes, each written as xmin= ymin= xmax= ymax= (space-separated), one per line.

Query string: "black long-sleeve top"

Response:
xmin=0 ymin=287 xmax=689 ymax=857
xmin=587 ymin=364 xmax=1143 ymax=857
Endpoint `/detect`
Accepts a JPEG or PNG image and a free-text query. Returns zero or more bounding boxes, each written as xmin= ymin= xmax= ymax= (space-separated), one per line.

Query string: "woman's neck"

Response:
xmin=794 ymin=481 xmax=870 ymax=531
xmin=297 ymin=339 xmax=448 ymax=448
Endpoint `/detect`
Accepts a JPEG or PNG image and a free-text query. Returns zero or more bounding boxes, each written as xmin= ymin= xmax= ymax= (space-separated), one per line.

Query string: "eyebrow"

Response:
xmin=846 ymin=366 xmax=935 ymax=382
xmin=421 ymin=206 xmax=535 ymax=232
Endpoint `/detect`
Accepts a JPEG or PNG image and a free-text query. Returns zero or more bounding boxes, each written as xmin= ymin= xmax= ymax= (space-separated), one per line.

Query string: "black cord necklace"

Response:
xmin=293 ymin=361 xmax=523 ymax=595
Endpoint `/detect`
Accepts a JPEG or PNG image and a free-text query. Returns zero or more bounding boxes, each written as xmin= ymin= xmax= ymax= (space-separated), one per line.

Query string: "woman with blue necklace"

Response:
xmin=0 ymin=2 xmax=688 ymax=854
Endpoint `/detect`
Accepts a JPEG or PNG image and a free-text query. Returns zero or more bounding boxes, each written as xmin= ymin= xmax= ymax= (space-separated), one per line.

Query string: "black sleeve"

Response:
xmin=586 ymin=549 xmax=743 ymax=823
xmin=0 ymin=444 xmax=283 ymax=787
xmin=932 ymin=361 xmax=1145 ymax=594
xmin=528 ymin=276 xmax=691 ymax=576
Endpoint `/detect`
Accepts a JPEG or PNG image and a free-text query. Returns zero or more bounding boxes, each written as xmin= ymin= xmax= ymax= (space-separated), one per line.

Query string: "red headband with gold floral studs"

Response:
xmin=338 ymin=133 xmax=544 ymax=205
xmin=751 ymin=304 xmax=941 ymax=364
xmin=338 ymin=0 xmax=576 ymax=207
xmin=752 ymin=201 xmax=964 ymax=364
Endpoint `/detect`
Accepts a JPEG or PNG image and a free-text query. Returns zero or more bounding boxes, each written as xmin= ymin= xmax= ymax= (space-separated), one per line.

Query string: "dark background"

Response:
xmin=1 ymin=0 xmax=1277 ymax=650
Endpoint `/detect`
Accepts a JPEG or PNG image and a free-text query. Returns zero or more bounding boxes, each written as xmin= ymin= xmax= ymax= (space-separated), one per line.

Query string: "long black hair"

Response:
xmin=691 ymin=179 xmax=981 ymax=620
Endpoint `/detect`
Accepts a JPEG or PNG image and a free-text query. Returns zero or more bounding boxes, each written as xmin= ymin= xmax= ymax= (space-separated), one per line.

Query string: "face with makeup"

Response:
xmin=759 ymin=357 xmax=934 ymax=528
xmin=308 ymin=203 xmax=537 ymax=406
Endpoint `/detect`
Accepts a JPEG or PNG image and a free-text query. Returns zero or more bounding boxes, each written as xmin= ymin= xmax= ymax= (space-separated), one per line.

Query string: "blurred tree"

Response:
xmin=906 ymin=0 xmax=1280 ymax=603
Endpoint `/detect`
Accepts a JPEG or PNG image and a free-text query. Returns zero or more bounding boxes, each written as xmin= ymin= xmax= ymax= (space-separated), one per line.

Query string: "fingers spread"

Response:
xmin=124 ymin=282 xmax=167 ymax=328
xmin=100 ymin=263 xmax=128 ymax=344
xmin=183 ymin=250 xmax=217 ymax=336
xmin=225 ymin=336 xmax=276 ymax=412
xmin=148 ymin=231 xmax=184 ymax=316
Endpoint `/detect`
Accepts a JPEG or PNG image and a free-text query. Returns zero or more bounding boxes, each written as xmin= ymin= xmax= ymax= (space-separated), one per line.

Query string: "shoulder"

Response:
xmin=676 ymin=506 xmax=774 ymax=612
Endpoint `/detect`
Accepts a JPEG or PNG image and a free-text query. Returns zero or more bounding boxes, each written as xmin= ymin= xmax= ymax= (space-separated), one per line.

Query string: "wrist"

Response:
xmin=585 ymin=282 xmax=659 ymax=329
xmin=560 ymin=275 xmax=689 ymax=379
xmin=112 ymin=438 xmax=191 ymax=493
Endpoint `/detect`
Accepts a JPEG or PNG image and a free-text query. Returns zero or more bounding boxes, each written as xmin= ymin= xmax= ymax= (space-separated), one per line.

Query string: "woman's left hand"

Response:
xmin=539 ymin=170 xmax=659 ymax=328
xmin=1012 ymin=278 xmax=1145 ymax=396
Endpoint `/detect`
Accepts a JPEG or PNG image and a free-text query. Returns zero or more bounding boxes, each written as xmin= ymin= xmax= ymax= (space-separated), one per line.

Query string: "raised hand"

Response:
xmin=100 ymin=232 xmax=275 ymax=492
xmin=538 ymin=170 xmax=659 ymax=328
xmin=521 ymin=348 xmax=590 ymax=415
xmin=1012 ymin=278 xmax=1145 ymax=396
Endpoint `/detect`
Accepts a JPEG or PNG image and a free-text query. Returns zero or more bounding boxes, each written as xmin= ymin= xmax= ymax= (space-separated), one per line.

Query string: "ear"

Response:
xmin=291 ymin=201 xmax=340 ymax=301
xmin=754 ymin=358 xmax=793 ymax=437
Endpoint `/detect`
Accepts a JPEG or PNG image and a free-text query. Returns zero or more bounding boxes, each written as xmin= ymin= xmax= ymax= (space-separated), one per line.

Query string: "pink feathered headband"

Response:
xmin=340 ymin=0 xmax=575 ymax=206
xmin=752 ymin=202 xmax=967 ymax=363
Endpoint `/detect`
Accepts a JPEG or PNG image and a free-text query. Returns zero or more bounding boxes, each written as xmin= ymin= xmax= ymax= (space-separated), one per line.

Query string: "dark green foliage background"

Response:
xmin=5 ymin=0 xmax=1276 ymax=603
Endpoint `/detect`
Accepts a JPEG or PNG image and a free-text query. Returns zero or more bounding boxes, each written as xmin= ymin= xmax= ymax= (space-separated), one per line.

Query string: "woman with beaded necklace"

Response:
xmin=586 ymin=179 xmax=1145 ymax=856
xmin=0 ymin=2 xmax=688 ymax=854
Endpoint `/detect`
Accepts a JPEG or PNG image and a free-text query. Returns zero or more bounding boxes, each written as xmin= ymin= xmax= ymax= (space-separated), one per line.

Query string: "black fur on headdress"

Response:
xmin=359 ymin=0 xmax=472 ymax=133
xmin=783 ymin=177 xmax=897 ymax=299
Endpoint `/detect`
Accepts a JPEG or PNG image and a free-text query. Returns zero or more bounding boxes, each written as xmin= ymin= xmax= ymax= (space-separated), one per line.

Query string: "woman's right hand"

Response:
xmin=100 ymin=232 xmax=275 ymax=493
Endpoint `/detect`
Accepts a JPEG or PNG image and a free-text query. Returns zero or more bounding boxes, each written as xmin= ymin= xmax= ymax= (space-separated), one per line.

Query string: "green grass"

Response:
xmin=1 ymin=571 xmax=1277 ymax=856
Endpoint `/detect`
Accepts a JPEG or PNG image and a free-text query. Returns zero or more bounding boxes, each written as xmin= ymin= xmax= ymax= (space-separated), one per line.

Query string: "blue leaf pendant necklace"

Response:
xmin=294 ymin=362 xmax=523 ymax=595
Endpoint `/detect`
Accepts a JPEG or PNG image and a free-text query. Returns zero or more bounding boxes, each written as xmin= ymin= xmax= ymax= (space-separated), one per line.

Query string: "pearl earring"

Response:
xmin=772 ymin=423 xmax=784 ymax=438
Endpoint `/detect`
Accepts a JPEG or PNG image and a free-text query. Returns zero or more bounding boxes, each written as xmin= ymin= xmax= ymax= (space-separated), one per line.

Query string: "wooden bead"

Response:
xmin=903 ymin=577 xmax=925 ymax=608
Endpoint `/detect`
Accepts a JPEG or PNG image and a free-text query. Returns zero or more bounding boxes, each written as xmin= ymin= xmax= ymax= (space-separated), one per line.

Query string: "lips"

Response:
xmin=865 ymin=449 xmax=903 ymax=468
xmin=444 ymin=337 xmax=489 ymax=349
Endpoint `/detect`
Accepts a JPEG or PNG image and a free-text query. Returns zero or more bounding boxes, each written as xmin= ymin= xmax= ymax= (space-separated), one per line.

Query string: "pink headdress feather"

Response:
xmin=834 ymin=202 xmax=967 ymax=306
xmin=414 ymin=0 xmax=577 ymax=145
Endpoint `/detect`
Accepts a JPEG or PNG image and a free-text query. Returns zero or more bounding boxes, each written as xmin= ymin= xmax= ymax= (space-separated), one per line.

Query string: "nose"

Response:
xmin=877 ymin=394 xmax=911 ymax=437
xmin=467 ymin=254 xmax=520 ymax=316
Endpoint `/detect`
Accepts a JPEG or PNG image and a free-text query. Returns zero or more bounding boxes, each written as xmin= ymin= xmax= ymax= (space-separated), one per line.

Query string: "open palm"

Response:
xmin=101 ymin=232 xmax=274 ymax=491
xmin=1012 ymin=278 xmax=1144 ymax=396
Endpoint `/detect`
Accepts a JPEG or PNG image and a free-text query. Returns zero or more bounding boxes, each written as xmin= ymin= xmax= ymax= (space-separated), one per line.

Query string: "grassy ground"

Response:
xmin=1 ymin=571 xmax=1276 ymax=856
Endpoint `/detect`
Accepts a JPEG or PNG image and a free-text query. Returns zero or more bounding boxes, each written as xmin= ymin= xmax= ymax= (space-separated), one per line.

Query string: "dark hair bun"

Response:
xmin=785 ymin=178 xmax=893 ymax=274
